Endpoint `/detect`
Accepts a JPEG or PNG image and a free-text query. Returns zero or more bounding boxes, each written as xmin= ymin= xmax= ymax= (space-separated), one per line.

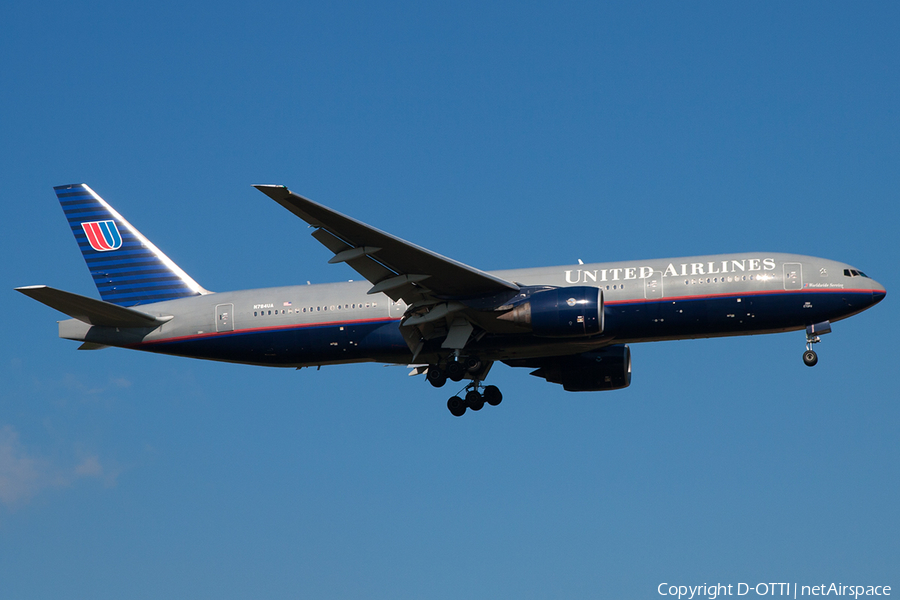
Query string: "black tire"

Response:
xmin=464 ymin=356 xmax=482 ymax=373
xmin=427 ymin=367 xmax=447 ymax=388
xmin=466 ymin=390 xmax=484 ymax=411
xmin=447 ymin=361 xmax=465 ymax=382
xmin=447 ymin=396 xmax=466 ymax=417
xmin=483 ymin=385 xmax=502 ymax=406
xmin=803 ymin=350 xmax=818 ymax=367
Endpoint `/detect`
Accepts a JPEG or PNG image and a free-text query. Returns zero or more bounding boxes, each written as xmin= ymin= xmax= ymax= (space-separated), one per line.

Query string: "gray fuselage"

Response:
xmin=56 ymin=252 xmax=886 ymax=368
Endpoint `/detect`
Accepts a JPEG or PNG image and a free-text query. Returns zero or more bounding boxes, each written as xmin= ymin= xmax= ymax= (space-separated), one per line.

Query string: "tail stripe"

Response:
xmin=54 ymin=184 xmax=208 ymax=307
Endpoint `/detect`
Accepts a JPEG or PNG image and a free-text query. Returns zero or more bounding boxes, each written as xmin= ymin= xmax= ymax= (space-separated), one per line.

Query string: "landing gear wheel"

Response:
xmin=483 ymin=385 xmax=502 ymax=406
xmin=447 ymin=361 xmax=465 ymax=382
xmin=464 ymin=356 xmax=482 ymax=373
xmin=803 ymin=350 xmax=818 ymax=367
xmin=447 ymin=396 xmax=466 ymax=417
xmin=427 ymin=367 xmax=447 ymax=388
xmin=466 ymin=390 xmax=485 ymax=411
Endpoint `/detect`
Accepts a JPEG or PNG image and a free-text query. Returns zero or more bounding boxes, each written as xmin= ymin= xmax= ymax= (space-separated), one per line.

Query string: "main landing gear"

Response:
xmin=427 ymin=356 xmax=483 ymax=389
xmin=447 ymin=384 xmax=502 ymax=417
xmin=426 ymin=358 xmax=502 ymax=416
xmin=803 ymin=321 xmax=832 ymax=367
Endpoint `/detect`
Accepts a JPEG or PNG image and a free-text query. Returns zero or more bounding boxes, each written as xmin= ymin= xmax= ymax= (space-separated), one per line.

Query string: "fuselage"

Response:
xmin=58 ymin=252 xmax=886 ymax=368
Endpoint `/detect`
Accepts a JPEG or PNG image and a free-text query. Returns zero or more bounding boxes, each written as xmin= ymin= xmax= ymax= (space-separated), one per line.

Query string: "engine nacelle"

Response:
xmin=526 ymin=345 xmax=631 ymax=391
xmin=498 ymin=286 xmax=603 ymax=338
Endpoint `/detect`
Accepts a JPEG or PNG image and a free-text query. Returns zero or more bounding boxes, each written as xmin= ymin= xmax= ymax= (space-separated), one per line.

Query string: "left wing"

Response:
xmin=254 ymin=185 xmax=527 ymax=357
xmin=254 ymin=185 xmax=520 ymax=305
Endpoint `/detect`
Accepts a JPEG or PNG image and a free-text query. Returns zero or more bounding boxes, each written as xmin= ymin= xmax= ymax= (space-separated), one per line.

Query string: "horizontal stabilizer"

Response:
xmin=15 ymin=285 xmax=171 ymax=328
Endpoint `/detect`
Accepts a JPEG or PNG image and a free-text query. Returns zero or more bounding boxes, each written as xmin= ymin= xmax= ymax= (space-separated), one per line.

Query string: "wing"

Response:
xmin=253 ymin=185 xmax=519 ymax=305
xmin=254 ymin=185 xmax=527 ymax=359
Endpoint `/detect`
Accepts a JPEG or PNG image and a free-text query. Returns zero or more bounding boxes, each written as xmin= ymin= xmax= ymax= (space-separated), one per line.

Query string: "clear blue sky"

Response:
xmin=2 ymin=2 xmax=898 ymax=598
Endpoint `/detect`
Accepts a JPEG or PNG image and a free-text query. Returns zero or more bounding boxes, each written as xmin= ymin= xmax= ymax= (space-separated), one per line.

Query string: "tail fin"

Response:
xmin=54 ymin=184 xmax=208 ymax=307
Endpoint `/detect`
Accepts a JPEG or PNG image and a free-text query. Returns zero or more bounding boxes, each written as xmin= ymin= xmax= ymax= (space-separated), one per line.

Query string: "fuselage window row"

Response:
xmin=253 ymin=302 xmax=378 ymax=317
xmin=684 ymin=275 xmax=758 ymax=285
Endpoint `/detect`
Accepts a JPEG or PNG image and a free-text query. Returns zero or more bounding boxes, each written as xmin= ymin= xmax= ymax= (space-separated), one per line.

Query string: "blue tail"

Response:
xmin=54 ymin=184 xmax=208 ymax=307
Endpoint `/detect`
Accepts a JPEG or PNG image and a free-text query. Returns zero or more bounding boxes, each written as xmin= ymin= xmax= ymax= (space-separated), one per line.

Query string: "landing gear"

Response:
xmin=446 ymin=382 xmax=503 ymax=416
xmin=428 ymin=356 xmax=501 ymax=416
xmin=803 ymin=321 xmax=831 ymax=367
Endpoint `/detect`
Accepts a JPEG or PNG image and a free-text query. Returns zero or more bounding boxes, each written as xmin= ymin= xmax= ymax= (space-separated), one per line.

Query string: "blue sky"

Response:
xmin=2 ymin=2 xmax=898 ymax=598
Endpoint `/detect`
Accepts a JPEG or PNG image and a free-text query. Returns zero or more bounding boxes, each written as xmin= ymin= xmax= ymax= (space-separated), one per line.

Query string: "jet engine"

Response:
xmin=505 ymin=344 xmax=631 ymax=391
xmin=497 ymin=286 xmax=603 ymax=338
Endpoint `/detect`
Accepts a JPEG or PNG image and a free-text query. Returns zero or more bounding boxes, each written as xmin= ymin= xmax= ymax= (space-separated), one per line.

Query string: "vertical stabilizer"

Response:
xmin=54 ymin=184 xmax=208 ymax=307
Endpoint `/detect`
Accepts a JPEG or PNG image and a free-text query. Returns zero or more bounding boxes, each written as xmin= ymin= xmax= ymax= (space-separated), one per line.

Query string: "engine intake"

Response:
xmin=497 ymin=286 xmax=603 ymax=338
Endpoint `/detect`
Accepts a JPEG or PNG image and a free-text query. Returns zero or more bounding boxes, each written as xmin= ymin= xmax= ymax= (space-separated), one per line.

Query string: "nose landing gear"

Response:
xmin=803 ymin=321 xmax=831 ymax=367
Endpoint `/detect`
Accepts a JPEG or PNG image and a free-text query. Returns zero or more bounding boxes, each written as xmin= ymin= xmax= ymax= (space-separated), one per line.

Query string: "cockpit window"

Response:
xmin=843 ymin=269 xmax=869 ymax=278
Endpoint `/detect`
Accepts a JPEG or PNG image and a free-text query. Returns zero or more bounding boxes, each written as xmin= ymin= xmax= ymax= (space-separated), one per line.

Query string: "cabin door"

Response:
xmin=783 ymin=263 xmax=803 ymax=291
xmin=643 ymin=271 xmax=664 ymax=299
xmin=216 ymin=303 xmax=234 ymax=332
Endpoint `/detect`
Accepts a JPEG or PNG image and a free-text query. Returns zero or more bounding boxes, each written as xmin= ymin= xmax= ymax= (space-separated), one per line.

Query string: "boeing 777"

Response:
xmin=17 ymin=184 xmax=886 ymax=416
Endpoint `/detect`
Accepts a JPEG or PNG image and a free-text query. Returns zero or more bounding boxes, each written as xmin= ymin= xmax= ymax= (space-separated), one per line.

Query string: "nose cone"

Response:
xmin=872 ymin=280 xmax=886 ymax=304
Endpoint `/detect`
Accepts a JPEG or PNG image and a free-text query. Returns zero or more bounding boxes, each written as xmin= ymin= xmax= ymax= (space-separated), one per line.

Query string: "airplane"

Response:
xmin=17 ymin=184 xmax=886 ymax=416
